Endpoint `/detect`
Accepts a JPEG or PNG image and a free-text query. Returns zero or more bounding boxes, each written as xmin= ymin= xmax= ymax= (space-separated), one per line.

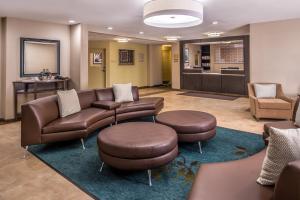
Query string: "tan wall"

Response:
xmin=88 ymin=40 xmax=149 ymax=88
xmin=161 ymin=45 xmax=172 ymax=82
xmin=0 ymin=18 xmax=3 ymax=118
xmin=250 ymin=19 xmax=300 ymax=95
xmin=88 ymin=40 xmax=109 ymax=89
xmin=148 ymin=44 xmax=162 ymax=86
xmin=171 ymin=42 xmax=181 ymax=89
xmin=108 ymin=41 xmax=148 ymax=87
xmin=2 ymin=18 xmax=70 ymax=119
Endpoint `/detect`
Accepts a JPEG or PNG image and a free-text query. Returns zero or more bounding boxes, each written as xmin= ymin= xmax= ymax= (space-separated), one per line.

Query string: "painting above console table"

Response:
xmin=20 ymin=37 xmax=60 ymax=77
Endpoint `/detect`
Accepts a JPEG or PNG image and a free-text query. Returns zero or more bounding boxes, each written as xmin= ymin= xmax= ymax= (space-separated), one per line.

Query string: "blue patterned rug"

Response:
xmin=29 ymin=120 xmax=265 ymax=200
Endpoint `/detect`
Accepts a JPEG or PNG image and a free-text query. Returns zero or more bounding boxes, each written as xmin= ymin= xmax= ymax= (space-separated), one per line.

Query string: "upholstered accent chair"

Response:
xmin=248 ymin=83 xmax=296 ymax=120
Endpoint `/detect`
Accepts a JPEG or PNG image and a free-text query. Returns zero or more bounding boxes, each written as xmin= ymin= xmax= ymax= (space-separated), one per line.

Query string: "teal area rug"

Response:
xmin=29 ymin=121 xmax=265 ymax=200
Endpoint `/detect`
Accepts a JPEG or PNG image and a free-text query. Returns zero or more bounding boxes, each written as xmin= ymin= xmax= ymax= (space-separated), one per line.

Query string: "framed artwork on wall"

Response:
xmin=93 ymin=52 xmax=103 ymax=64
xmin=119 ymin=49 xmax=134 ymax=65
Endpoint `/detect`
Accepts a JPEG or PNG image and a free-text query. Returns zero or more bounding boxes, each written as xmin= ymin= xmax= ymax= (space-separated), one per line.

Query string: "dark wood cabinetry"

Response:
xmin=221 ymin=75 xmax=245 ymax=94
xmin=202 ymin=74 xmax=221 ymax=92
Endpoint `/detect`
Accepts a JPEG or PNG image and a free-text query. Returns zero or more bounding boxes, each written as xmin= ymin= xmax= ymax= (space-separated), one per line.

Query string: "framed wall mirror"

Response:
xmin=20 ymin=38 xmax=60 ymax=77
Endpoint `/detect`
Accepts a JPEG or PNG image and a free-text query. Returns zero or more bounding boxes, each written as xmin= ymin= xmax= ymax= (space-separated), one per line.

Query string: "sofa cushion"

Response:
xmin=116 ymin=97 xmax=164 ymax=114
xmin=43 ymin=108 xmax=114 ymax=134
xmin=257 ymin=128 xmax=300 ymax=185
xmin=77 ymin=90 xmax=97 ymax=109
xmin=258 ymin=98 xmax=291 ymax=110
xmin=254 ymin=84 xmax=277 ymax=98
xmin=263 ymin=121 xmax=298 ymax=141
xmin=95 ymin=88 xmax=115 ymax=101
xmin=57 ymin=89 xmax=81 ymax=117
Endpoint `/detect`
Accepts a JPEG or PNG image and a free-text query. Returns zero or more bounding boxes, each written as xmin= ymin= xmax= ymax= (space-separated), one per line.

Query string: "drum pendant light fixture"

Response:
xmin=143 ymin=0 xmax=204 ymax=28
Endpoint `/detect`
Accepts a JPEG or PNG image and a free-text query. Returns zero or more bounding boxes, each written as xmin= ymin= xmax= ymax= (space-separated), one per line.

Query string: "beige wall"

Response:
xmin=1 ymin=18 xmax=71 ymax=119
xmin=171 ymin=42 xmax=180 ymax=89
xmin=250 ymin=19 xmax=300 ymax=95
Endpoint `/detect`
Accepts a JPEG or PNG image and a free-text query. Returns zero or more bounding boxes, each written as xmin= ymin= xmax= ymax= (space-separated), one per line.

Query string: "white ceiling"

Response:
xmin=1 ymin=0 xmax=300 ymax=41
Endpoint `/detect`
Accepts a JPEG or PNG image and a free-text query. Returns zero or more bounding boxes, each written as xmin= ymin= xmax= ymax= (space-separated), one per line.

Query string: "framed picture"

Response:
xmin=119 ymin=49 xmax=134 ymax=65
xmin=93 ymin=52 xmax=103 ymax=64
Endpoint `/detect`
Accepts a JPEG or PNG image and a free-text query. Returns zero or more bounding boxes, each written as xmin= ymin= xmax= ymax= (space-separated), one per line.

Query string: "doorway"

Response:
xmin=161 ymin=45 xmax=172 ymax=87
xmin=88 ymin=46 xmax=106 ymax=89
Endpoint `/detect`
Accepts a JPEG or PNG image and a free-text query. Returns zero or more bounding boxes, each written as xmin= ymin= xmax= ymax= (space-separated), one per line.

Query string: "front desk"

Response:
xmin=182 ymin=72 xmax=246 ymax=95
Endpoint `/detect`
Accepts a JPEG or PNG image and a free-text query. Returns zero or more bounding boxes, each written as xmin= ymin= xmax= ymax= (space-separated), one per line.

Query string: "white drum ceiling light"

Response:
xmin=143 ymin=0 xmax=204 ymax=28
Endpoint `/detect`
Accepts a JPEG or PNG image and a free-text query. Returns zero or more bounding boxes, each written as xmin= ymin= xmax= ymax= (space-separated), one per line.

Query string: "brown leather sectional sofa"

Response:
xmin=21 ymin=86 xmax=164 ymax=147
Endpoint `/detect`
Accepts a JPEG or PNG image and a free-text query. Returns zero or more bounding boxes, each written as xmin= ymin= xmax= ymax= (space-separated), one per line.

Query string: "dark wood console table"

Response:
xmin=13 ymin=79 xmax=70 ymax=119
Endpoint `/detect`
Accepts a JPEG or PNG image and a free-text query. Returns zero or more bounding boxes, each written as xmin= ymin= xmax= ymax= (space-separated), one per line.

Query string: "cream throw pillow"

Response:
xmin=57 ymin=89 xmax=81 ymax=117
xmin=112 ymin=83 xmax=134 ymax=103
xmin=254 ymin=84 xmax=277 ymax=98
xmin=257 ymin=128 xmax=300 ymax=185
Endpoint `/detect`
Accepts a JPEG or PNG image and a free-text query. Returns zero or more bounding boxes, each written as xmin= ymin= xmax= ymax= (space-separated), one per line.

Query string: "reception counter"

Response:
xmin=182 ymin=71 xmax=246 ymax=95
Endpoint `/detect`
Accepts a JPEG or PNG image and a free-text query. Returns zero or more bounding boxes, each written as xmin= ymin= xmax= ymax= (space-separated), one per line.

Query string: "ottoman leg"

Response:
xmin=23 ymin=145 xmax=29 ymax=159
xmin=198 ymin=142 xmax=202 ymax=154
xmin=80 ymin=138 xmax=86 ymax=150
xmin=147 ymin=169 xmax=152 ymax=187
xmin=99 ymin=162 xmax=105 ymax=173
xmin=152 ymin=116 xmax=156 ymax=123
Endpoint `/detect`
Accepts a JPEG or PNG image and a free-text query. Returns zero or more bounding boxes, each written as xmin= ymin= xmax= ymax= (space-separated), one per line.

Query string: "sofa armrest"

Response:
xmin=92 ymin=101 xmax=121 ymax=110
xmin=21 ymin=104 xmax=43 ymax=147
xmin=249 ymin=95 xmax=259 ymax=115
xmin=273 ymin=160 xmax=300 ymax=200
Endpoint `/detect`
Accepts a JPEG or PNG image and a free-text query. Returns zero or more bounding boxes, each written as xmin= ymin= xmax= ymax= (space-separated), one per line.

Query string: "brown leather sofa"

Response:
xmin=248 ymin=83 xmax=295 ymax=120
xmin=21 ymin=86 xmax=164 ymax=147
xmin=188 ymin=149 xmax=300 ymax=200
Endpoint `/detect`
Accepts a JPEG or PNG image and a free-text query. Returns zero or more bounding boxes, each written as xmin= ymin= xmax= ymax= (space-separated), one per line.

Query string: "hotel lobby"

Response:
xmin=0 ymin=0 xmax=300 ymax=200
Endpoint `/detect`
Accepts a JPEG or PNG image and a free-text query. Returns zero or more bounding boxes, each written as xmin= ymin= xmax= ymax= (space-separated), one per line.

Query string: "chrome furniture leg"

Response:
xmin=99 ymin=162 xmax=105 ymax=173
xmin=152 ymin=116 xmax=156 ymax=123
xmin=81 ymin=138 xmax=86 ymax=150
xmin=23 ymin=145 xmax=29 ymax=159
xmin=198 ymin=142 xmax=202 ymax=154
xmin=148 ymin=169 xmax=152 ymax=186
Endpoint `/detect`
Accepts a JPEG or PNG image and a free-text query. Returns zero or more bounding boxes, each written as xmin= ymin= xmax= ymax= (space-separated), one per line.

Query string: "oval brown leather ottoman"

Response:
xmin=97 ymin=122 xmax=178 ymax=186
xmin=156 ymin=110 xmax=217 ymax=154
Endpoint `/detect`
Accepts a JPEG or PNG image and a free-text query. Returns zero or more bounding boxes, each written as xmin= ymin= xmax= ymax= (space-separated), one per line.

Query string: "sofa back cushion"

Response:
xmin=95 ymin=88 xmax=115 ymax=101
xmin=95 ymin=86 xmax=139 ymax=101
xmin=27 ymin=95 xmax=59 ymax=127
xmin=254 ymin=84 xmax=277 ymax=98
xmin=77 ymin=90 xmax=97 ymax=109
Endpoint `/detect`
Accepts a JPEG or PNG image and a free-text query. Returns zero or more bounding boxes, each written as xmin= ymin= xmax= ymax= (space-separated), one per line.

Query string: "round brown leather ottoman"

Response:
xmin=156 ymin=110 xmax=217 ymax=153
xmin=97 ymin=122 xmax=178 ymax=186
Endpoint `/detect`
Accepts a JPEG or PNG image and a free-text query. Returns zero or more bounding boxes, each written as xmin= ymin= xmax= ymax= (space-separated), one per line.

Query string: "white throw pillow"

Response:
xmin=257 ymin=128 xmax=300 ymax=185
xmin=112 ymin=83 xmax=134 ymax=103
xmin=254 ymin=84 xmax=277 ymax=98
xmin=57 ymin=89 xmax=81 ymax=117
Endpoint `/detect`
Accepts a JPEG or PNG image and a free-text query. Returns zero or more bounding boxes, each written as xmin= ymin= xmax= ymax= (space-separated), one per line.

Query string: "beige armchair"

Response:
xmin=248 ymin=83 xmax=295 ymax=120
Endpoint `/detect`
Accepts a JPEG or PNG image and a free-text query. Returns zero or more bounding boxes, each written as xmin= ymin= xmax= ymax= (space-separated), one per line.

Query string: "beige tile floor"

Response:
xmin=0 ymin=89 xmax=273 ymax=200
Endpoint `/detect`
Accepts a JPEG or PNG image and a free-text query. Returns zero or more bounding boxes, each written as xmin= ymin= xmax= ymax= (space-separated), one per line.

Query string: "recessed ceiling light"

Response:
xmin=204 ymin=32 xmax=224 ymax=37
xmin=107 ymin=27 xmax=113 ymax=30
xmin=164 ymin=36 xmax=181 ymax=41
xmin=69 ymin=20 xmax=76 ymax=24
xmin=114 ymin=38 xmax=131 ymax=43
xmin=143 ymin=0 xmax=203 ymax=28
xmin=139 ymin=31 xmax=144 ymax=35
xmin=212 ymin=21 xmax=218 ymax=25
